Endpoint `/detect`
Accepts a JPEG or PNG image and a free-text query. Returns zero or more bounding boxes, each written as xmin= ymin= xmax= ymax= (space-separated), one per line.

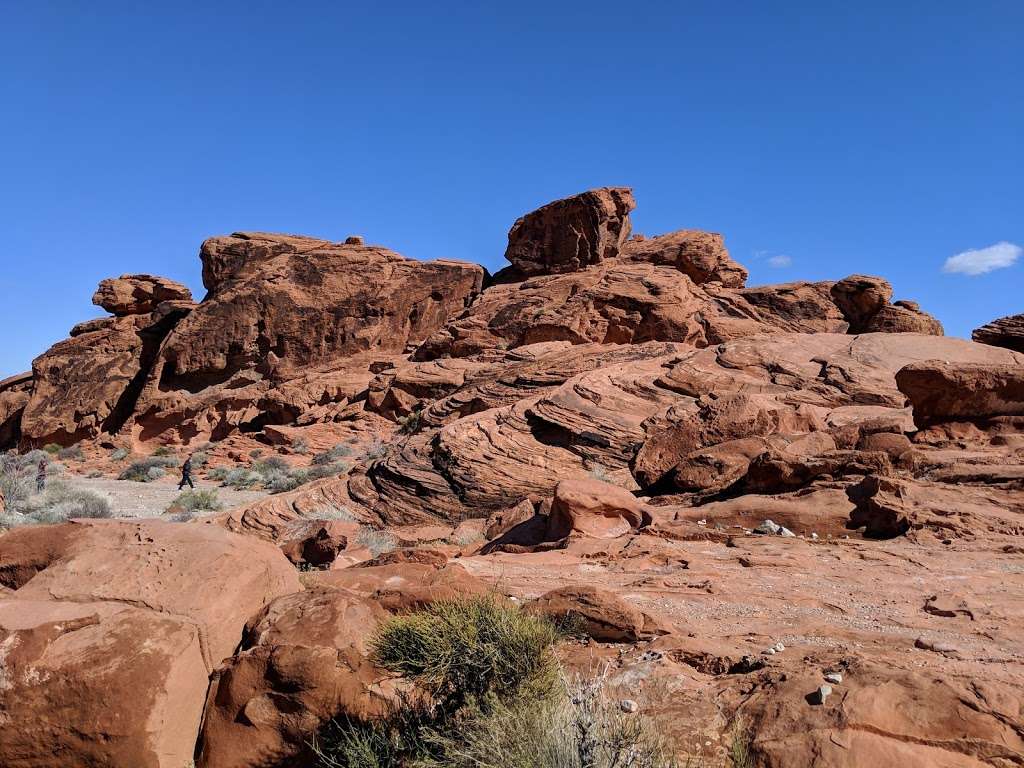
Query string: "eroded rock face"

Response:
xmin=621 ymin=230 xmax=748 ymax=287
xmin=547 ymin=478 xmax=651 ymax=539
xmin=504 ymin=187 xmax=635 ymax=275
xmin=20 ymin=303 xmax=193 ymax=446
xmin=93 ymin=274 xmax=193 ymax=316
xmin=197 ymin=588 xmax=392 ymax=768
xmin=0 ymin=599 xmax=208 ymax=768
xmin=830 ymin=275 xmax=893 ymax=331
xmin=896 ymin=360 xmax=1024 ymax=428
xmin=0 ymin=520 xmax=300 ymax=768
xmin=973 ymin=312 xmax=1024 ymax=353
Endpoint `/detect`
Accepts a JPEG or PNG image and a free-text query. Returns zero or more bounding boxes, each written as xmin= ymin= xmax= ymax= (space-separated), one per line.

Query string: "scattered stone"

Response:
xmin=754 ymin=519 xmax=782 ymax=535
xmin=773 ymin=642 xmax=785 ymax=652
xmin=809 ymin=684 xmax=833 ymax=705
xmin=824 ymin=672 xmax=843 ymax=685
xmin=620 ymin=699 xmax=639 ymax=714
xmin=914 ymin=637 xmax=963 ymax=657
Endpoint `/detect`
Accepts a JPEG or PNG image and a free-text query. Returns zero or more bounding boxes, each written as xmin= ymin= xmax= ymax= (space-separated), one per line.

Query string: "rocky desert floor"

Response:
xmin=64 ymin=474 xmax=268 ymax=517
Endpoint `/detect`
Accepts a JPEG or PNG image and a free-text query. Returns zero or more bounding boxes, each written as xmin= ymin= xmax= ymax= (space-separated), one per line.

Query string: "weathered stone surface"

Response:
xmin=896 ymin=360 xmax=1024 ymax=427
xmin=830 ymin=275 xmax=893 ymax=332
xmin=530 ymin=585 xmax=666 ymax=642
xmin=847 ymin=475 xmax=1024 ymax=539
xmin=739 ymin=662 xmax=1024 ymax=768
xmin=547 ymin=478 xmax=651 ymax=539
xmin=504 ymin=187 xmax=635 ymax=275
xmin=0 ymin=371 xmax=31 ymax=446
xmin=972 ymin=312 xmax=1024 ymax=353
xmin=865 ymin=301 xmax=943 ymax=335
xmin=621 ymin=229 xmax=747 ymax=287
xmin=7 ymin=519 xmax=301 ymax=664
xmin=197 ymin=589 xmax=391 ymax=768
xmin=0 ymin=599 xmax=208 ymax=768
xmin=93 ymin=274 xmax=193 ymax=316
xmin=20 ymin=303 xmax=193 ymax=446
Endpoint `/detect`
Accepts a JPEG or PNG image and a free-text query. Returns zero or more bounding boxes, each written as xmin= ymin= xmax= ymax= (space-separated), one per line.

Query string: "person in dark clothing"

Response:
xmin=36 ymin=459 xmax=47 ymax=492
xmin=178 ymin=455 xmax=195 ymax=490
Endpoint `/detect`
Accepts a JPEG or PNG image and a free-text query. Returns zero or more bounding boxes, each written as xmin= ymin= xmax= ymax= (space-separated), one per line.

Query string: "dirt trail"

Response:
xmin=63 ymin=474 xmax=268 ymax=518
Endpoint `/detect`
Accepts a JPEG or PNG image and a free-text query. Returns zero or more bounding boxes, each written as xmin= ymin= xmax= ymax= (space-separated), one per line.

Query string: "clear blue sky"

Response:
xmin=2 ymin=2 xmax=1021 ymax=378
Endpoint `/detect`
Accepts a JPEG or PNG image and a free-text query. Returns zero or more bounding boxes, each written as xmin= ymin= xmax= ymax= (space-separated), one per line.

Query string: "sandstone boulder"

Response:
xmin=504 ymin=187 xmax=635 ymax=275
xmin=621 ymin=229 xmax=747 ymax=287
xmin=197 ymin=588 xmax=391 ymax=768
xmin=93 ymin=274 xmax=193 ymax=316
xmin=0 ymin=599 xmax=208 ymax=768
xmin=972 ymin=312 xmax=1024 ymax=353
xmin=7 ymin=519 xmax=301 ymax=664
xmin=865 ymin=301 xmax=943 ymax=335
xmin=547 ymin=478 xmax=651 ymax=539
xmin=829 ymin=274 xmax=892 ymax=331
xmin=530 ymin=585 xmax=666 ymax=642
xmin=896 ymin=360 xmax=1024 ymax=427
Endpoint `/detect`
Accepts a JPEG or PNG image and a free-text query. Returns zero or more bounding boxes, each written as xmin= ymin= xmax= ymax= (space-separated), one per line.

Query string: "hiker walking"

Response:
xmin=178 ymin=455 xmax=195 ymax=490
xmin=36 ymin=459 xmax=47 ymax=492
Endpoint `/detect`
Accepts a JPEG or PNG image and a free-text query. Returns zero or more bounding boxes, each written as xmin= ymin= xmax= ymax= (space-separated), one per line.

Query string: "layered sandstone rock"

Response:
xmin=896 ymin=360 xmax=1024 ymax=427
xmin=93 ymin=274 xmax=193 ymax=315
xmin=504 ymin=187 xmax=635 ymax=275
xmin=620 ymin=229 xmax=748 ymax=287
xmin=972 ymin=312 xmax=1024 ymax=353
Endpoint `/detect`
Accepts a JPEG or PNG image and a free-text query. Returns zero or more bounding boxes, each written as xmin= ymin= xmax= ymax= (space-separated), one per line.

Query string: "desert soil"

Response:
xmin=62 ymin=473 xmax=268 ymax=518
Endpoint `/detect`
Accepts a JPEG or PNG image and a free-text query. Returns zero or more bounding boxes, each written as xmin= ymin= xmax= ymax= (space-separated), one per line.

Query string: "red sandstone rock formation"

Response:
xmin=2 ymin=185 xmax=1020 ymax=768
xmin=973 ymin=312 xmax=1024 ymax=353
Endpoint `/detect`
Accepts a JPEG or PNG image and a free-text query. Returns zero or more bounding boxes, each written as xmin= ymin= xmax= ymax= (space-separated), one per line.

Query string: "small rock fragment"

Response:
xmin=773 ymin=642 xmax=785 ymax=652
xmin=810 ymin=684 xmax=833 ymax=705
xmin=824 ymin=672 xmax=843 ymax=684
xmin=754 ymin=519 xmax=781 ymax=535
xmin=620 ymin=699 xmax=639 ymax=714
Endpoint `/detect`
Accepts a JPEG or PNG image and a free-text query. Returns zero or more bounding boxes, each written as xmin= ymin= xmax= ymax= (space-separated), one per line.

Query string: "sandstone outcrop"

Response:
xmin=504 ymin=187 xmax=635 ymax=275
xmin=896 ymin=360 xmax=1024 ymax=427
xmin=0 ymin=520 xmax=300 ymax=768
xmin=93 ymin=274 xmax=193 ymax=316
xmin=3 ymin=184 xmax=1018 ymax=768
xmin=972 ymin=312 xmax=1024 ymax=352
xmin=197 ymin=588 xmax=392 ymax=768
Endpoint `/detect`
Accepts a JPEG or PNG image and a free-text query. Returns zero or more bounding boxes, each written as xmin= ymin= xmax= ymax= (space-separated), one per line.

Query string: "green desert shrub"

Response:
xmin=363 ymin=440 xmax=387 ymax=461
xmin=119 ymin=455 xmax=178 ymax=482
xmin=223 ymin=468 xmax=263 ymax=489
xmin=315 ymin=595 xmax=569 ymax=768
xmin=57 ymin=444 xmax=85 ymax=461
xmin=207 ymin=466 xmax=228 ymax=481
xmin=291 ymin=438 xmax=310 ymax=454
xmin=14 ymin=480 xmax=112 ymax=525
xmin=313 ymin=443 xmax=354 ymax=465
xmin=43 ymin=443 xmax=61 ymax=455
xmin=372 ymin=594 xmax=560 ymax=708
xmin=152 ymin=445 xmax=177 ymax=457
xmin=398 ymin=409 xmax=423 ymax=436
xmin=167 ymin=489 xmax=223 ymax=516
xmin=419 ymin=674 xmax=679 ymax=768
xmin=110 ymin=447 xmax=130 ymax=461
xmin=355 ymin=526 xmax=398 ymax=557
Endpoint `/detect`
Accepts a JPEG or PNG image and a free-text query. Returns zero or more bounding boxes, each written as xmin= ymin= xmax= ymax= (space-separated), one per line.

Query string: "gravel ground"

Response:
xmin=62 ymin=474 xmax=268 ymax=518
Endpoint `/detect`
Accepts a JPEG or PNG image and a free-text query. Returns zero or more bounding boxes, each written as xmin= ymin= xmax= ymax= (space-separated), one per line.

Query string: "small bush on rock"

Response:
xmin=110 ymin=447 xmax=130 ymax=461
xmin=152 ymin=445 xmax=177 ymax=457
xmin=311 ymin=596 xmax=658 ymax=768
xmin=43 ymin=443 xmax=61 ymax=455
xmin=313 ymin=443 xmax=353 ymax=465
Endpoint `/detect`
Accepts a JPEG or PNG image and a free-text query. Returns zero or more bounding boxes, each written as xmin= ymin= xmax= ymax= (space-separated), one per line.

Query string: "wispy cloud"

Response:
xmin=942 ymin=241 xmax=1021 ymax=276
xmin=767 ymin=254 xmax=792 ymax=268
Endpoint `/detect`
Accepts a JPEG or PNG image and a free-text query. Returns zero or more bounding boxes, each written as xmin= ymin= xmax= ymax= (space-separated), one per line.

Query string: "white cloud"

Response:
xmin=767 ymin=254 xmax=792 ymax=268
xmin=942 ymin=241 xmax=1021 ymax=276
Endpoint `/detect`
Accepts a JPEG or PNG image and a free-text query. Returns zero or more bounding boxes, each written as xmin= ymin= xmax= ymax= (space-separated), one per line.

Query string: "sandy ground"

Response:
xmin=62 ymin=474 xmax=268 ymax=518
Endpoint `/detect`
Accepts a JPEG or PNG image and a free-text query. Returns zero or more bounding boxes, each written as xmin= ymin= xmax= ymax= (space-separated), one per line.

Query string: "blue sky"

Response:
xmin=1 ymin=2 xmax=1021 ymax=377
